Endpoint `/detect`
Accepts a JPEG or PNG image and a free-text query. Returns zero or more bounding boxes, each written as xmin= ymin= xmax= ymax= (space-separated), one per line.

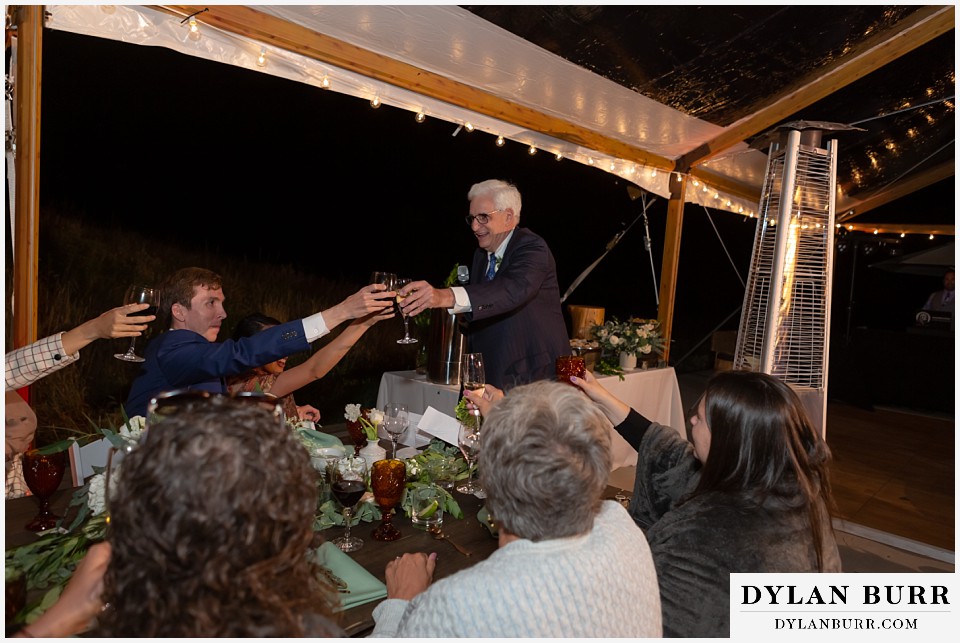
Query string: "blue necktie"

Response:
xmin=485 ymin=253 xmax=497 ymax=281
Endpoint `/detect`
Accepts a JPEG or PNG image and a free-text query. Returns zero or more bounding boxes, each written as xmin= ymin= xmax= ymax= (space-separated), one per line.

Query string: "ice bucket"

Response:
xmin=426 ymin=308 xmax=465 ymax=385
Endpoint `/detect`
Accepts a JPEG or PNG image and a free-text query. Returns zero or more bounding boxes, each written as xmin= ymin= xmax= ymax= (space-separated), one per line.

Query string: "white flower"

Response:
xmin=597 ymin=328 xmax=608 ymax=338
xmin=344 ymin=403 xmax=362 ymax=422
xmin=609 ymin=335 xmax=621 ymax=346
xmin=118 ymin=415 xmax=146 ymax=445
xmin=639 ymin=344 xmax=652 ymax=354
xmin=87 ymin=472 xmax=107 ymax=515
xmin=367 ymin=408 xmax=384 ymax=426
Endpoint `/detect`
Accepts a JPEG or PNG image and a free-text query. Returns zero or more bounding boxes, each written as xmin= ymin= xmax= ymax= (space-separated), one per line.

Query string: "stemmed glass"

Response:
xmin=395 ymin=277 xmax=418 ymax=344
xmin=461 ymin=352 xmax=486 ymax=429
xmin=381 ymin=402 xmax=408 ymax=460
xmin=455 ymin=421 xmax=484 ymax=498
xmin=370 ymin=458 xmax=406 ymax=541
xmin=22 ymin=449 xmax=68 ymax=532
xmin=114 ymin=284 xmax=160 ymax=363
xmin=330 ymin=455 xmax=368 ymax=552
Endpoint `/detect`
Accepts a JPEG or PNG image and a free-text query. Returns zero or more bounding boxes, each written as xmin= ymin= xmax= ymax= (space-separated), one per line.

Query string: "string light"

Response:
xmin=588 ymin=158 xmax=595 ymax=165
xmin=873 ymin=229 xmax=879 ymax=235
xmin=320 ymin=76 xmax=330 ymax=88
xmin=555 ymin=152 xmax=563 ymax=161
xmin=847 ymin=225 xmax=854 ymax=231
xmin=495 ymin=135 xmax=505 ymax=147
xmin=256 ymin=48 xmax=266 ymax=67
xmin=929 ymin=234 xmax=935 ymax=240
xmin=900 ymin=232 xmax=906 ymax=238
xmin=415 ymin=111 xmax=426 ymax=123
xmin=528 ymin=145 xmax=537 ymax=155
xmin=464 ymin=122 xmax=475 ymax=133
xmin=188 ymin=17 xmax=201 ymax=41
xmin=370 ymin=95 xmax=381 ymax=109
xmin=651 ymin=169 xmax=657 ymax=178
xmin=692 ymin=180 xmax=699 ymax=187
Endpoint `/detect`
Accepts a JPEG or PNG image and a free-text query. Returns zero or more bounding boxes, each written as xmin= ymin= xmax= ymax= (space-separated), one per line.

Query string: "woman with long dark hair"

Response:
xmin=569 ymin=369 xmax=841 ymax=637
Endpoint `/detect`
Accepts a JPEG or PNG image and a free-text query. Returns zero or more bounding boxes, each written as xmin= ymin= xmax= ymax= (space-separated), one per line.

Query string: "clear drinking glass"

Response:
xmin=455 ymin=420 xmax=483 ymax=497
xmin=461 ymin=353 xmax=485 ymax=429
xmin=330 ymin=455 xmax=368 ymax=552
xmin=395 ymin=277 xmax=418 ymax=344
xmin=382 ymin=402 xmax=408 ymax=459
xmin=114 ymin=284 xmax=160 ymax=363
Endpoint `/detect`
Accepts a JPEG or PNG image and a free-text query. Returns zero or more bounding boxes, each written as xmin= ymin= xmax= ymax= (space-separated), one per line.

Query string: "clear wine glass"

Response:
xmin=330 ymin=455 xmax=368 ymax=552
xmin=461 ymin=352 xmax=486 ymax=429
xmin=395 ymin=277 xmax=418 ymax=345
xmin=114 ymin=284 xmax=160 ymax=363
xmin=382 ymin=402 xmax=408 ymax=459
xmin=455 ymin=420 xmax=484 ymax=498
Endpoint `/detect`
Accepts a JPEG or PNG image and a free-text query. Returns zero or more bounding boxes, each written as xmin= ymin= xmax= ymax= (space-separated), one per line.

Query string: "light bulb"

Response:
xmin=495 ymin=135 xmax=505 ymax=147
xmin=370 ymin=96 xmax=381 ymax=109
xmin=257 ymin=48 xmax=266 ymax=67
xmin=321 ymin=76 xmax=330 ymax=88
xmin=588 ymin=158 xmax=595 ymax=165
xmin=873 ymin=229 xmax=879 ymax=235
xmin=738 ymin=206 xmax=743 ymax=213
xmin=188 ymin=17 xmax=200 ymax=41
xmin=415 ymin=111 xmax=426 ymax=123
xmin=692 ymin=180 xmax=699 ymax=187
xmin=555 ymin=152 xmax=563 ymax=161
xmin=675 ymin=173 xmax=681 ymax=182
xmin=528 ymin=145 xmax=537 ymax=155
xmin=929 ymin=234 xmax=935 ymax=240
xmin=464 ymin=122 xmax=474 ymax=132
xmin=847 ymin=225 xmax=854 ymax=231
xmin=702 ymin=184 xmax=708 ymax=193
xmin=651 ymin=169 xmax=657 ymax=177
xmin=900 ymin=232 xmax=906 ymax=238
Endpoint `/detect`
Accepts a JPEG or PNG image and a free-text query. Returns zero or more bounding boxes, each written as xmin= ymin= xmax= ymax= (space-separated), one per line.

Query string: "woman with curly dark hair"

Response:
xmin=15 ymin=396 xmax=342 ymax=638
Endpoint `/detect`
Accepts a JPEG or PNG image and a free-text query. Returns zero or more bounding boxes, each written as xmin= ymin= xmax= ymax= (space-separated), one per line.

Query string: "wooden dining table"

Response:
xmin=5 ymin=433 xmax=633 ymax=637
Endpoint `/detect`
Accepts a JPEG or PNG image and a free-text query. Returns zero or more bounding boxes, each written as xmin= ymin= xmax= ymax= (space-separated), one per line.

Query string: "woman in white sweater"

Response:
xmin=370 ymin=380 xmax=662 ymax=637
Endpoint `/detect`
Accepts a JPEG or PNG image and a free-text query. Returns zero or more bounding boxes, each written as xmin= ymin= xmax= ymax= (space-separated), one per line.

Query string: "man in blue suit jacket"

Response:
xmin=125 ymin=267 xmax=394 ymax=417
xmin=399 ymin=180 xmax=570 ymax=389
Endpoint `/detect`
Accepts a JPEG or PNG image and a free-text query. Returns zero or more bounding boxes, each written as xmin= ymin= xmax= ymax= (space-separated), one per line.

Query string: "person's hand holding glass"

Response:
xmin=114 ymin=284 xmax=160 ymax=363
xmin=395 ymin=277 xmax=418 ymax=344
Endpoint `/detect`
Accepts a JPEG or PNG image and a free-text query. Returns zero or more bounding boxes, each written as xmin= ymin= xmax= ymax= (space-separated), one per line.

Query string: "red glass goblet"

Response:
xmin=371 ymin=459 xmax=406 ymax=541
xmin=346 ymin=418 xmax=368 ymax=456
xmin=556 ymin=355 xmax=586 ymax=385
xmin=22 ymin=450 xmax=67 ymax=532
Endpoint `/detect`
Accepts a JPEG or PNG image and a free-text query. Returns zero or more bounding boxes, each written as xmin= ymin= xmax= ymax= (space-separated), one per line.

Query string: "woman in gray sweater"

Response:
xmin=572 ymin=369 xmax=841 ymax=637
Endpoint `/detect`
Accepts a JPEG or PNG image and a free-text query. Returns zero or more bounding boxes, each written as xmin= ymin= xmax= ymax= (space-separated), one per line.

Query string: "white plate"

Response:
xmin=395 ymin=446 xmax=421 ymax=460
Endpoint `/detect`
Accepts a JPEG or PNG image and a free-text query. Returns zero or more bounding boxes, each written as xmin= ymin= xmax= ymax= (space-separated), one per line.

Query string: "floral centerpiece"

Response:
xmin=591 ymin=317 xmax=665 ymax=374
xmin=343 ymin=404 xmax=383 ymax=453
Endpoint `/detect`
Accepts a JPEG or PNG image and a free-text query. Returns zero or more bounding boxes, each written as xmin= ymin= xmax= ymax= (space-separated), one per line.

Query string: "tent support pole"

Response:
xmin=12 ymin=5 xmax=43 ymax=357
xmin=657 ymin=176 xmax=686 ymax=362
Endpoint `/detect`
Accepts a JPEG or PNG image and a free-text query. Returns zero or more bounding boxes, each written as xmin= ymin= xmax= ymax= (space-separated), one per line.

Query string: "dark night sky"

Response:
xmin=35 ymin=28 xmax=955 ymax=355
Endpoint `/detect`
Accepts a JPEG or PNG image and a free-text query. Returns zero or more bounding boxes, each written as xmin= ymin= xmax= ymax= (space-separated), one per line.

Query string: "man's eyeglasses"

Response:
xmin=464 ymin=209 xmax=502 ymax=226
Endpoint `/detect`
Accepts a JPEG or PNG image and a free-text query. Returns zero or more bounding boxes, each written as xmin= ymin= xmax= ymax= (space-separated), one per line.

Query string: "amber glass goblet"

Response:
xmin=346 ymin=418 xmax=368 ymax=456
xmin=22 ymin=450 xmax=67 ymax=532
xmin=371 ymin=459 xmax=406 ymax=541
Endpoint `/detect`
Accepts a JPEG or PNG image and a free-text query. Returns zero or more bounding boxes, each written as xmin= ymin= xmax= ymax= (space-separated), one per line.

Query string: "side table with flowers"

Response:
xmin=591 ymin=317 xmax=665 ymax=377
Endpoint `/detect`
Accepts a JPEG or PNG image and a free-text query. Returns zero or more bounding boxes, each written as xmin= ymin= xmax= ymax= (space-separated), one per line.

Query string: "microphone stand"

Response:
xmin=561 ymin=193 xmax=656 ymax=304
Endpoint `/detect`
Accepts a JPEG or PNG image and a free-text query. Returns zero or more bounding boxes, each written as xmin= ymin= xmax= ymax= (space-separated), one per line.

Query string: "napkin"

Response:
xmin=312 ymin=541 xmax=387 ymax=611
xmin=298 ymin=428 xmax=344 ymax=450
xmin=416 ymin=406 xmax=462 ymax=446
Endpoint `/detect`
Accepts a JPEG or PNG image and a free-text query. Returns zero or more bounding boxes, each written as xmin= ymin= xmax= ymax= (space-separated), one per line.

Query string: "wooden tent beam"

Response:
xmin=160 ymin=4 xmax=675 ymax=172
xmin=657 ymin=177 xmax=688 ymax=362
xmin=676 ymin=5 xmax=955 ymax=172
xmin=837 ymin=160 xmax=954 ymax=222
xmin=11 ymin=5 xmax=43 ymax=353
xmin=838 ymin=223 xmax=954 ymax=237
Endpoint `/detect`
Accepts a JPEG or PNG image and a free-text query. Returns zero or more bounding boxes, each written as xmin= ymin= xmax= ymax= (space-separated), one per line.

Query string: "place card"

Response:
xmin=416 ymin=406 xmax=462 ymax=446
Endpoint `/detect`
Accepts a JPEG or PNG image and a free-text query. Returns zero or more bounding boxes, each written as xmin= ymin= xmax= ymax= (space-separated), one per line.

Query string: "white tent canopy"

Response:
xmin=46 ymin=3 xmax=768 ymax=216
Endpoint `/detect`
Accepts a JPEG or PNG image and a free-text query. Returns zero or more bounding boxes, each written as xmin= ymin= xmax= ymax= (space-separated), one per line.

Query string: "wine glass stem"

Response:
xmin=343 ymin=508 xmax=353 ymax=539
xmin=403 ymin=316 xmax=411 ymax=338
xmin=126 ymin=337 xmax=137 ymax=355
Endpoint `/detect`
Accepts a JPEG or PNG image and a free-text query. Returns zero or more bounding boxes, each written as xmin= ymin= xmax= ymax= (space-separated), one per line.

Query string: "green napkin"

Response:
xmin=297 ymin=428 xmax=344 ymax=450
xmin=312 ymin=541 xmax=387 ymax=611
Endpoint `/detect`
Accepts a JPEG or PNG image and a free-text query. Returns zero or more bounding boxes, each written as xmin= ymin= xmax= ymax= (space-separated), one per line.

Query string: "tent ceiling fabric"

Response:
xmin=44 ymin=4 xmax=953 ymax=226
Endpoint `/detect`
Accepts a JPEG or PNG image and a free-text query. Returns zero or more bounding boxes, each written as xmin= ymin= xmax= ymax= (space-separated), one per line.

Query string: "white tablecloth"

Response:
xmin=377 ymin=367 xmax=687 ymax=470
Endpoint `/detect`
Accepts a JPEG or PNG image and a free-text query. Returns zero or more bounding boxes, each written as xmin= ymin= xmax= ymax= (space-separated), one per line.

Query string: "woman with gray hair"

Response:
xmin=370 ymin=380 xmax=661 ymax=637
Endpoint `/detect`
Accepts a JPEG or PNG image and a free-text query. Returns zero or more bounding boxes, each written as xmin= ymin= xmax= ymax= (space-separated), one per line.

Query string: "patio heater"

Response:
xmin=733 ymin=121 xmax=854 ymax=437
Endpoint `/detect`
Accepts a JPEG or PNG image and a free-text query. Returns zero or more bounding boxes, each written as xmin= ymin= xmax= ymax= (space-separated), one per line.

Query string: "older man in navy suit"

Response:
xmin=400 ymin=180 xmax=570 ymax=389
xmin=125 ymin=267 xmax=393 ymax=417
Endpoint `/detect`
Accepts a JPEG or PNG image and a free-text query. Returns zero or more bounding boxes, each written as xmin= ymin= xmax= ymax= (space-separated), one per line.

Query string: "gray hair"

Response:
xmin=479 ymin=381 xmax=612 ymax=541
xmin=467 ymin=179 xmax=522 ymax=221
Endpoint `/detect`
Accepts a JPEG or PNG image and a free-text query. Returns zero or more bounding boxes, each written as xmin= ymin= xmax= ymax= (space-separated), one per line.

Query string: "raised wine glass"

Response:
xmin=370 ymin=458 xmax=406 ymax=541
xmin=330 ymin=455 xmax=368 ymax=552
xmin=455 ymin=420 xmax=484 ymax=497
xmin=22 ymin=449 xmax=67 ymax=532
xmin=114 ymin=284 xmax=160 ymax=363
xmin=381 ymin=402 xmax=408 ymax=460
xmin=395 ymin=277 xmax=418 ymax=344
xmin=461 ymin=352 xmax=486 ymax=429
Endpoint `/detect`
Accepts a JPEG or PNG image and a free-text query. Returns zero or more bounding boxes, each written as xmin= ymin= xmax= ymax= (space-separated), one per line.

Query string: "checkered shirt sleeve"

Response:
xmin=6 ymin=453 xmax=31 ymax=499
xmin=5 ymin=333 xmax=79 ymax=391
